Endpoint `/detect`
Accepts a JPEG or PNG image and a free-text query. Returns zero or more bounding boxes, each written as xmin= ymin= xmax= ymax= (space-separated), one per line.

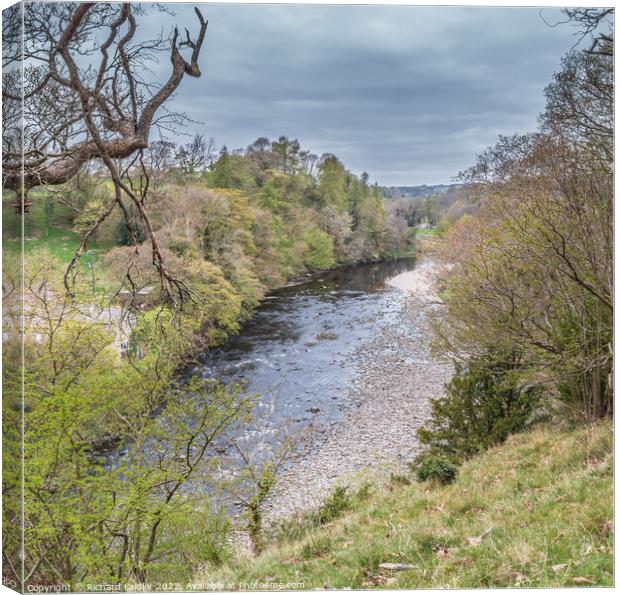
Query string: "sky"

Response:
xmin=145 ymin=3 xmax=582 ymax=186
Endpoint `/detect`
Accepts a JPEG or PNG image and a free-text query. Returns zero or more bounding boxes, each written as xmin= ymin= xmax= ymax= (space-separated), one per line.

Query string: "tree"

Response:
xmin=229 ymin=429 xmax=298 ymax=555
xmin=271 ymin=136 xmax=302 ymax=174
xmin=542 ymin=49 xmax=612 ymax=163
xmin=417 ymin=351 xmax=541 ymax=462
xmin=3 ymin=3 xmax=207 ymax=193
xmin=72 ymin=197 xmax=108 ymax=238
xmin=208 ymin=150 xmax=255 ymax=190
xmin=562 ymin=8 xmax=613 ymax=56
xmin=246 ymin=137 xmax=280 ymax=171
xmin=316 ymin=154 xmax=347 ymax=210
xmin=145 ymin=140 xmax=176 ymax=184
xmin=175 ymin=134 xmax=216 ymax=174
xmin=1 ymin=251 xmax=251 ymax=587
xmin=299 ymin=151 xmax=319 ymax=177
xmin=248 ymin=137 xmax=271 ymax=153
xmin=2 ymin=2 xmax=209 ymax=302
xmin=303 ymin=228 xmax=336 ymax=270
xmin=437 ymin=40 xmax=613 ymax=419
xmin=317 ymin=205 xmax=353 ymax=262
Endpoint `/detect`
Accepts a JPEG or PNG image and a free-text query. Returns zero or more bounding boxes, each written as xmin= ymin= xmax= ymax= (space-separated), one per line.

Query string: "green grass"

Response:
xmin=5 ymin=193 xmax=88 ymax=262
xmin=5 ymin=224 xmax=82 ymax=261
xmin=415 ymin=226 xmax=440 ymax=237
xmin=199 ymin=422 xmax=613 ymax=589
xmin=3 ymin=194 xmax=114 ymax=294
xmin=386 ymin=246 xmax=417 ymax=259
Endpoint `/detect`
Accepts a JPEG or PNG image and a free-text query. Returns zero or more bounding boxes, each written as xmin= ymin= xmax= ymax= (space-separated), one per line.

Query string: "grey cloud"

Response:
xmin=146 ymin=4 xmax=578 ymax=185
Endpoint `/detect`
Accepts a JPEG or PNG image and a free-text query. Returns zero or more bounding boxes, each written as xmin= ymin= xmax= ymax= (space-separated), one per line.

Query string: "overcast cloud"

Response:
xmin=149 ymin=4 xmax=580 ymax=185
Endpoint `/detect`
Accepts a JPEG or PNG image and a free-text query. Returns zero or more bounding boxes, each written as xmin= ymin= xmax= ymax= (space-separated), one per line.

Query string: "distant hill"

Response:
xmin=381 ymin=183 xmax=470 ymax=228
xmin=382 ymin=184 xmax=463 ymax=200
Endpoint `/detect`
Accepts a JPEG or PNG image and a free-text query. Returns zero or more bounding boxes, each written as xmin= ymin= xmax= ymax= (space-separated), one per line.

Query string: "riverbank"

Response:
xmin=262 ymin=257 xmax=453 ymax=524
xmin=387 ymin=257 xmax=452 ymax=302
xmin=204 ymin=421 xmax=613 ymax=588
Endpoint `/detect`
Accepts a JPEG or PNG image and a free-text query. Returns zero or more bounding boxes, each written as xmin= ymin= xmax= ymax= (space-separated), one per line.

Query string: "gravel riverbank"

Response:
xmin=263 ymin=257 xmax=453 ymax=523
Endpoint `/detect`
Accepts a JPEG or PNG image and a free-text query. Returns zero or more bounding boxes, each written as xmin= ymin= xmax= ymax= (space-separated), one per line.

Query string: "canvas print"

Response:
xmin=1 ymin=1 xmax=614 ymax=592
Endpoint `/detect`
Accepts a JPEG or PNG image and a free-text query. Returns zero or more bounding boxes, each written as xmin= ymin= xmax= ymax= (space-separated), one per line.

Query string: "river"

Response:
xmin=196 ymin=256 xmax=454 ymax=521
xmin=198 ymin=257 xmax=418 ymax=456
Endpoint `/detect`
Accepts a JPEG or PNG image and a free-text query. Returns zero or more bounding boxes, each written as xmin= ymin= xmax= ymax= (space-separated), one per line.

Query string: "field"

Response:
xmin=2 ymin=193 xmax=112 ymax=292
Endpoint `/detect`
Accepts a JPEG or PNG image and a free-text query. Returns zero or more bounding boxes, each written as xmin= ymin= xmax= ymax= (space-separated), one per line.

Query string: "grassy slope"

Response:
xmin=3 ymin=194 xmax=95 ymax=263
xmin=3 ymin=194 xmax=114 ymax=294
xmin=203 ymin=422 xmax=613 ymax=589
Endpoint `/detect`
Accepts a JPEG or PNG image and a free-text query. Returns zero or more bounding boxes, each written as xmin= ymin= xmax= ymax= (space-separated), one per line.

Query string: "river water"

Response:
xmin=198 ymin=257 xmax=417 ymax=461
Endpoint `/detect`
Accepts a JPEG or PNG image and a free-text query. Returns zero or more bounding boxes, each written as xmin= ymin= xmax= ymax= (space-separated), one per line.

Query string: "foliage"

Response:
xmin=317 ymin=486 xmax=353 ymax=525
xmin=175 ymin=134 xmax=216 ymax=174
xmin=229 ymin=430 xmax=297 ymax=556
xmin=303 ymin=228 xmax=336 ymax=270
xmin=118 ymin=138 xmax=407 ymax=318
xmin=2 ymin=254 xmax=253 ymax=587
xmin=5 ymin=135 xmax=407 ymax=333
xmin=244 ymin=465 xmax=278 ymax=555
xmin=199 ymin=422 xmax=613 ymax=588
xmin=3 ymin=7 xmax=614 ymax=585
xmin=115 ymin=203 xmax=146 ymax=246
xmin=414 ymin=455 xmax=458 ymax=485
xmin=72 ymin=198 xmax=107 ymax=237
xmin=272 ymin=483 xmax=373 ymax=548
xmin=384 ymin=186 xmax=473 ymax=230
xmin=417 ymin=352 xmax=542 ymax=462
xmin=103 ymin=245 xmax=244 ymax=349
xmin=435 ymin=43 xmax=612 ymax=421
xmin=3 ymin=2 xmax=210 ymax=304
xmin=316 ymin=155 xmax=347 ymax=210
xmin=207 ymin=149 xmax=256 ymax=190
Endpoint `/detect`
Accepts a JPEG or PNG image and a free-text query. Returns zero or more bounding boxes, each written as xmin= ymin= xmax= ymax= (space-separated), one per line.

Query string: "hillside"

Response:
xmin=199 ymin=422 xmax=613 ymax=589
xmin=382 ymin=184 xmax=463 ymax=200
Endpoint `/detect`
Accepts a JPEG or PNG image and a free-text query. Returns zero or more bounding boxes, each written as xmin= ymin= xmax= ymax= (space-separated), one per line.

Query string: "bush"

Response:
xmin=168 ymin=238 xmax=193 ymax=257
xmin=417 ymin=350 xmax=541 ymax=462
xmin=414 ymin=454 xmax=458 ymax=485
xmin=317 ymin=485 xmax=352 ymax=524
xmin=115 ymin=205 xmax=145 ymax=245
xmin=276 ymin=483 xmax=371 ymax=545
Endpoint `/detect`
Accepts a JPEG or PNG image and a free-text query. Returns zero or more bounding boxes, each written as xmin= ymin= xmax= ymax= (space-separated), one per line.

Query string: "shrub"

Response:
xmin=417 ymin=350 xmax=541 ymax=462
xmin=276 ymin=483 xmax=370 ymax=545
xmin=115 ymin=204 xmax=145 ymax=245
xmin=317 ymin=485 xmax=352 ymax=524
xmin=168 ymin=238 xmax=193 ymax=257
xmin=414 ymin=454 xmax=458 ymax=485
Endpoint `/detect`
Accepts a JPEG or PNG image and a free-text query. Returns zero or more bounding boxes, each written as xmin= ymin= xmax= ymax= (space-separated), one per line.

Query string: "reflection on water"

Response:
xmin=199 ymin=258 xmax=417 ymax=442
